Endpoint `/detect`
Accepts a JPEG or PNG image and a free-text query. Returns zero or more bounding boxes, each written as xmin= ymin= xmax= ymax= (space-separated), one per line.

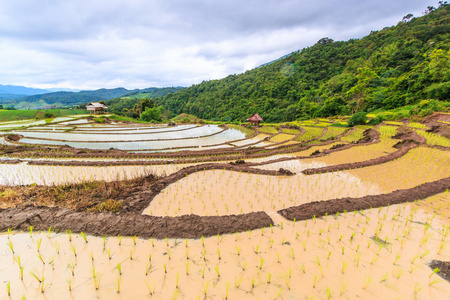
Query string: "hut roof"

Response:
xmin=247 ymin=113 xmax=263 ymax=122
xmin=86 ymin=102 xmax=108 ymax=109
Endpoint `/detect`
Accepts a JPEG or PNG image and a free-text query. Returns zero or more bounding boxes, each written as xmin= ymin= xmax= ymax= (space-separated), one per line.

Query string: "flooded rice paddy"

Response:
xmin=0 ymin=117 xmax=450 ymax=299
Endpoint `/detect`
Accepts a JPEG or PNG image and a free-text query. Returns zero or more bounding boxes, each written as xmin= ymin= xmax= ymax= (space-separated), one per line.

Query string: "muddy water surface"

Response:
xmin=1 ymin=199 xmax=449 ymax=299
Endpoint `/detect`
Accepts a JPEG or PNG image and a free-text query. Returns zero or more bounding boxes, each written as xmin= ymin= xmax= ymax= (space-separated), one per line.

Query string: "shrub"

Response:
xmin=348 ymin=112 xmax=368 ymax=127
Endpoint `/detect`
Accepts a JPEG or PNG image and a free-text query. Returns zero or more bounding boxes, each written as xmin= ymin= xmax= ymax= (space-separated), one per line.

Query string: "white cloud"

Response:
xmin=0 ymin=0 xmax=438 ymax=90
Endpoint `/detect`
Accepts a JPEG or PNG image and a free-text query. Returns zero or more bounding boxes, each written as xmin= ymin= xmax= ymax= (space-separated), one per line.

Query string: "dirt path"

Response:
xmin=0 ymin=206 xmax=273 ymax=239
xmin=278 ymin=176 xmax=450 ymax=221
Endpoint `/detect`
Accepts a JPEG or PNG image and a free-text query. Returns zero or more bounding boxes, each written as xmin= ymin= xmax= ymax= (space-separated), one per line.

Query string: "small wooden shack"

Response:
xmin=86 ymin=102 xmax=108 ymax=114
xmin=247 ymin=113 xmax=263 ymax=126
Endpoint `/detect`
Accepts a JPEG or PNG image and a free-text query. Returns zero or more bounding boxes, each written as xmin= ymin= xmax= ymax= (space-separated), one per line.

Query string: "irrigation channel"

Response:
xmin=0 ymin=114 xmax=449 ymax=299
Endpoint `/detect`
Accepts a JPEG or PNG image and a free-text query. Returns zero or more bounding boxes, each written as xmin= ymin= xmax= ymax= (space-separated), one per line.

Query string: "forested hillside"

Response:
xmin=155 ymin=5 xmax=449 ymax=122
xmin=103 ymin=87 xmax=183 ymax=115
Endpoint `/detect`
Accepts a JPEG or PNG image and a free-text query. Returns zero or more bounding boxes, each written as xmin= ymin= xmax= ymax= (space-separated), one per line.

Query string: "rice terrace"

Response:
xmin=0 ymin=2 xmax=450 ymax=300
xmin=0 ymin=109 xmax=448 ymax=299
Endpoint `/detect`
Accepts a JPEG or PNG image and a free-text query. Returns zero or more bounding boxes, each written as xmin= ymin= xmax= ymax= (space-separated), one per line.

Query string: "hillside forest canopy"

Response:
xmin=126 ymin=4 xmax=450 ymax=123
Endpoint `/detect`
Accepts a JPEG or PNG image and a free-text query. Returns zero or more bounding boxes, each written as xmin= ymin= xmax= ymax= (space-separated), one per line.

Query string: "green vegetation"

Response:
xmin=0 ymin=109 xmax=87 ymax=122
xmin=151 ymin=5 xmax=450 ymax=123
xmin=104 ymin=87 xmax=183 ymax=116
xmin=259 ymin=126 xmax=278 ymax=134
xmin=348 ymin=112 xmax=368 ymax=127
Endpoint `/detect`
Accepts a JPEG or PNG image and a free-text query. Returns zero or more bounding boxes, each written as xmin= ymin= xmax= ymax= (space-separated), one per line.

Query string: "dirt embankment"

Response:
xmin=278 ymin=176 xmax=450 ymax=221
xmin=0 ymin=207 xmax=273 ymax=239
xmin=0 ymin=163 xmax=289 ymax=238
xmin=302 ymin=141 xmax=418 ymax=175
xmin=429 ymin=260 xmax=450 ymax=282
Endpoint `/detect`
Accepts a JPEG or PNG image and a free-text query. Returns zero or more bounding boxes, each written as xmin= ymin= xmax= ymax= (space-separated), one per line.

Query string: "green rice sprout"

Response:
xmin=6 ymin=281 xmax=10 ymax=296
xmin=118 ymin=236 xmax=123 ymax=246
xmin=393 ymin=254 xmax=401 ymax=265
xmin=429 ymin=276 xmax=443 ymax=286
xmin=253 ymin=245 xmax=259 ymax=254
xmin=38 ymin=253 xmax=45 ymax=265
xmin=30 ymin=270 xmax=43 ymax=283
xmin=363 ymin=276 xmax=373 ymax=289
xmin=55 ymin=241 xmax=60 ymax=254
xmin=7 ymin=228 xmax=12 ymax=239
xmin=201 ymin=266 xmax=206 ymax=278
xmin=67 ymin=278 xmax=72 ymax=291
xmin=267 ymin=272 xmax=272 ymax=283
xmin=163 ymin=263 xmax=167 ymax=274
xmin=201 ymin=235 xmax=205 ymax=247
xmin=185 ymin=262 xmax=190 ymax=275
xmin=225 ymin=282 xmax=230 ymax=299
xmin=102 ymin=235 xmax=107 ymax=248
xmin=66 ymin=229 xmax=72 ymax=242
xmin=116 ymin=277 xmax=121 ymax=293
xmin=259 ymin=258 xmax=264 ymax=270
xmin=70 ymin=245 xmax=77 ymax=257
xmin=36 ymin=237 xmax=42 ymax=252
xmin=203 ymin=282 xmax=209 ymax=296
xmin=47 ymin=226 xmax=53 ymax=237
xmin=145 ymin=279 xmax=156 ymax=295
xmin=380 ymin=272 xmax=388 ymax=283
xmin=7 ymin=240 xmax=14 ymax=254
xmin=326 ymin=287 xmax=332 ymax=299
xmin=235 ymin=246 xmax=241 ymax=256
xmin=80 ymin=232 xmax=88 ymax=243
xmin=340 ymin=281 xmax=347 ymax=295
xmin=342 ymin=261 xmax=349 ymax=274
xmin=117 ymin=263 xmax=122 ymax=276
xmin=313 ymin=275 xmax=318 ymax=288
xmin=414 ymin=282 xmax=422 ymax=294
xmin=28 ymin=226 xmax=33 ymax=237
xmin=176 ymin=272 xmax=180 ymax=288
xmin=132 ymin=235 xmax=137 ymax=245
xmin=274 ymin=288 xmax=282 ymax=300
xmin=241 ymin=261 xmax=248 ymax=271
xmin=393 ymin=268 xmax=403 ymax=279
xmin=68 ymin=262 xmax=75 ymax=276
xmin=130 ymin=249 xmax=133 ymax=260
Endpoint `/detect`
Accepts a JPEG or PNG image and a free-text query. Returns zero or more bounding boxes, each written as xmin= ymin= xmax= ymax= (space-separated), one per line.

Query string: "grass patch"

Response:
xmin=281 ymin=128 xmax=301 ymax=135
xmin=270 ymin=134 xmax=295 ymax=143
xmin=259 ymin=126 xmax=278 ymax=134
xmin=295 ymin=127 xmax=324 ymax=142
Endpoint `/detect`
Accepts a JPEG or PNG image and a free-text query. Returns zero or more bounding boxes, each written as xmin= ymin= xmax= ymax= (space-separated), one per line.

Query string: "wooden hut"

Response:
xmin=86 ymin=102 xmax=108 ymax=114
xmin=247 ymin=113 xmax=263 ymax=126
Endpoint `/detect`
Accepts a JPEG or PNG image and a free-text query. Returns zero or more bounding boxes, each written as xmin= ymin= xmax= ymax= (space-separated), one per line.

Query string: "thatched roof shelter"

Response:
xmin=86 ymin=102 xmax=108 ymax=114
xmin=247 ymin=113 xmax=263 ymax=125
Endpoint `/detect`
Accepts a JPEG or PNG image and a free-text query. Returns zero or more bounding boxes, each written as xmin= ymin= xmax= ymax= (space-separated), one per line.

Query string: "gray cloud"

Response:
xmin=0 ymin=0 xmax=437 ymax=89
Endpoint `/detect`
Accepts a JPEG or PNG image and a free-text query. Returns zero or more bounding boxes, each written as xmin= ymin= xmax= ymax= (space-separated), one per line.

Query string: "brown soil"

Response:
xmin=392 ymin=125 xmax=427 ymax=144
xmin=277 ymin=176 xmax=450 ymax=221
xmin=429 ymin=260 xmax=450 ymax=282
xmin=0 ymin=206 xmax=272 ymax=239
xmin=4 ymin=134 xmax=21 ymax=142
xmin=0 ymin=163 xmax=286 ymax=238
xmin=427 ymin=124 xmax=450 ymax=139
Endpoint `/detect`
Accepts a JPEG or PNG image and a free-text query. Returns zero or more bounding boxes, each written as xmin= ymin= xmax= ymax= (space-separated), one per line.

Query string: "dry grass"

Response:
xmin=0 ymin=173 xmax=158 ymax=211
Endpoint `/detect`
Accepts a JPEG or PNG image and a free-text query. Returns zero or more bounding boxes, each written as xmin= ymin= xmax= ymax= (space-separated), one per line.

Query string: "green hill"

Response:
xmin=155 ymin=5 xmax=450 ymax=122
xmin=104 ymin=87 xmax=184 ymax=115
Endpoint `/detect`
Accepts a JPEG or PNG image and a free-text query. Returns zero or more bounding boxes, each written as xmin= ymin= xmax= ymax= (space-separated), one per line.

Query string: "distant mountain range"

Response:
xmin=0 ymin=84 xmax=49 ymax=96
xmin=0 ymin=86 xmax=185 ymax=110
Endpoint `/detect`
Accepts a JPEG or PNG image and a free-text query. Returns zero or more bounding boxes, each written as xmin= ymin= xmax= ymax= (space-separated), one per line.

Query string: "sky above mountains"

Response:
xmin=0 ymin=0 xmax=436 ymax=90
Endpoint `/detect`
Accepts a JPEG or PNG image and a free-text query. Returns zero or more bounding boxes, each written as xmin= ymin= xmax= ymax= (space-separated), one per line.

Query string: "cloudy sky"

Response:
xmin=0 ymin=0 xmax=437 ymax=90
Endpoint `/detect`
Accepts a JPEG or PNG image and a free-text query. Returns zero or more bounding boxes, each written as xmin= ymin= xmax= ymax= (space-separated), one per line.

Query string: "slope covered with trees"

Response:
xmin=155 ymin=4 xmax=449 ymax=122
